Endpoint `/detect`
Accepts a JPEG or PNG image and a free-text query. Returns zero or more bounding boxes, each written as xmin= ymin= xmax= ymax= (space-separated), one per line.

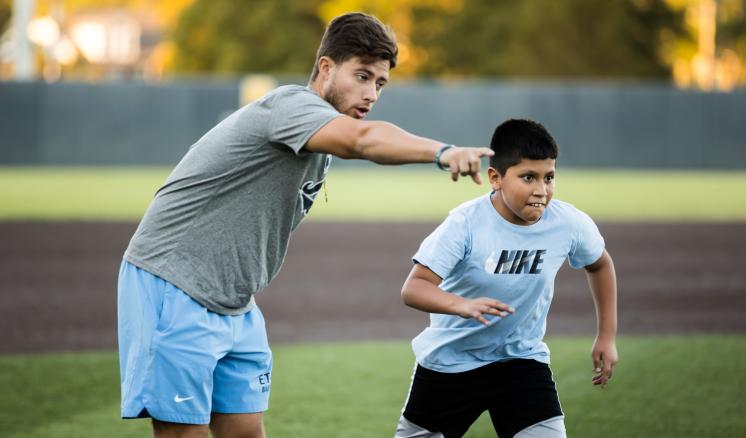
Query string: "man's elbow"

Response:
xmin=353 ymin=121 xmax=394 ymax=163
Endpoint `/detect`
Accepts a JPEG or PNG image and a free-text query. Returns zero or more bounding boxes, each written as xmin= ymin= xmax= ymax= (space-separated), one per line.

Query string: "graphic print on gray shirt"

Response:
xmin=125 ymin=85 xmax=342 ymax=315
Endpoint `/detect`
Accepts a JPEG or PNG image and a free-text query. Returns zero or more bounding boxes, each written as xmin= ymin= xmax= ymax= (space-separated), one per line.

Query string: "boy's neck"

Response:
xmin=490 ymin=190 xmax=540 ymax=226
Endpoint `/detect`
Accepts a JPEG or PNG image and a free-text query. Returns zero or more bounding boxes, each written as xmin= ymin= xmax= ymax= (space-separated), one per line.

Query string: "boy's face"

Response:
xmin=488 ymin=158 xmax=556 ymax=226
xmin=318 ymin=56 xmax=389 ymax=119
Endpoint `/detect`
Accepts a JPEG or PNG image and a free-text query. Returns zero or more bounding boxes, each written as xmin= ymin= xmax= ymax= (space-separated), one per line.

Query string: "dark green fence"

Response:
xmin=1 ymin=80 xmax=744 ymax=168
xmin=0 ymin=81 xmax=238 ymax=165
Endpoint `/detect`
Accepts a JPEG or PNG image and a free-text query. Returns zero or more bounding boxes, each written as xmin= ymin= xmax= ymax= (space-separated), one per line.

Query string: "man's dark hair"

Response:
xmin=310 ymin=12 xmax=398 ymax=80
xmin=489 ymin=119 xmax=559 ymax=175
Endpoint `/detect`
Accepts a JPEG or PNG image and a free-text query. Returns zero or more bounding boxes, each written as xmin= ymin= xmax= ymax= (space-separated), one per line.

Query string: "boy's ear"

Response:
xmin=487 ymin=167 xmax=502 ymax=190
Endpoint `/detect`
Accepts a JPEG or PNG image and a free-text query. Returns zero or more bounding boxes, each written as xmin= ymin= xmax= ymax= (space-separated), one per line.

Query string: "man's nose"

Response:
xmin=363 ymin=83 xmax=378 ymax=103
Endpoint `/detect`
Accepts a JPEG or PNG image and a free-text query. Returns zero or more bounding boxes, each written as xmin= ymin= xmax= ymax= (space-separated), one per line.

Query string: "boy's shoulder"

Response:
xmin=451 ymin=193 xmax=491 ymax=213
xmin=546 ymin=198 xmax=598 ymax=228
xmin=447 ymin=193 xmax=491 ymax=220
xmin=546 ymin=198 xmax=579 ymax=216
xmin=442 ymin=195 xmax=598 ymax=233
xmin=445 ymin=195 xmax=593 ymax=225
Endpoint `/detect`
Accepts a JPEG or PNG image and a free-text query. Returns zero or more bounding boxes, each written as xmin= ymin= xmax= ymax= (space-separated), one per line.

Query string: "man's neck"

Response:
xmin=307 ymin=79 xmax=323 ymax=96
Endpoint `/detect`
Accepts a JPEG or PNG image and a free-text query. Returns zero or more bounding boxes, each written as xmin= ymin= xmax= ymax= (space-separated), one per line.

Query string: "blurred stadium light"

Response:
xmin=69 ymin=11 xmax=140 ymax=65
xmin=3 ymin=1 xmax=149 ymax=81
xmin=51 ymin=35 xmax=76 ymax=65
xmin=26 ymin=15 xmax=58 ymax=47
xmin=240 ymin=74 xmax=277 ymax=106
xmin=10 ymin=0 xmax=36 ymax=80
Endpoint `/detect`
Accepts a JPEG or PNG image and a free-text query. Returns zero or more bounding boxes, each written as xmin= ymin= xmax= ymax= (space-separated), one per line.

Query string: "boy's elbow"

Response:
xmin=400 ymin=284 xmax=410 ymax=303
xmin=400 ymin=282 xmax=416 ymax=307
xmin=585 ymin=250 xmax=613 ymax=273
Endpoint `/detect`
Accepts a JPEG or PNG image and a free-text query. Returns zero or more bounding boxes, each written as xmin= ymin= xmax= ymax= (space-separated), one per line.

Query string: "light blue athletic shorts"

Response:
xmin=118 ymin=260 xmax=272 ymax=424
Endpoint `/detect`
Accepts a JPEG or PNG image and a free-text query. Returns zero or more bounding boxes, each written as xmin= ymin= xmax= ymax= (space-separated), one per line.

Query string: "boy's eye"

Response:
xmin=522 ymin=175 xmax=534 ymax=182
xmin=357 ymin=74 xmax=368 ymax=81
xmin=545 ymin=175 xmax=555 ymax=183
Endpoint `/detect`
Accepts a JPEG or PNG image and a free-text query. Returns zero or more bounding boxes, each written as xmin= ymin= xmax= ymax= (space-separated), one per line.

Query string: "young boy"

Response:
xmin=394 ymin=119 xmax=618 ymax=438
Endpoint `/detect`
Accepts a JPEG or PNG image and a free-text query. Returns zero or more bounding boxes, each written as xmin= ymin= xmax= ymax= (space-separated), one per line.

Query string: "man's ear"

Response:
xmin=317 ymin=56 xmax=334 ymax=78
xmin=488 ymin=167 xmax=502 ymax=191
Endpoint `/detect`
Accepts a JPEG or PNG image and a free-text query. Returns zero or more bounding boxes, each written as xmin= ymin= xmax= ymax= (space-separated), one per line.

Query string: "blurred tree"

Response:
xmin=66 ymin=0 xmax=736 ymax=84
xmin=718 ymin=1 xmax=746 ymax=86
xmin=410 ymin=0 xmax=685 ymax=78
xmin=0 ymin=0 xmax=10 ymax=35
xmin=316 ymin=0 xmax=464 ymax=76
xmin=170 ymin=0 xmax=325 ymax=74
xmin=667 ymin=0 xmax=745 ymax=89
xmin=58 ymin=0 xmax=194 ymax=28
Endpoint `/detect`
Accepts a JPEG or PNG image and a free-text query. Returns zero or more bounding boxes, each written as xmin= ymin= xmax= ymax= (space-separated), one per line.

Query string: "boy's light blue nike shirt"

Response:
xmin=412 ymin=193 xmax=605 ymax=373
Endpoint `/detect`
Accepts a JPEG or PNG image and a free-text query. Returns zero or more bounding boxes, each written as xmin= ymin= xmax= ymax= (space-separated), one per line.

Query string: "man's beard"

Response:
xmin=323 ymin=78 xmax=346 ymax=114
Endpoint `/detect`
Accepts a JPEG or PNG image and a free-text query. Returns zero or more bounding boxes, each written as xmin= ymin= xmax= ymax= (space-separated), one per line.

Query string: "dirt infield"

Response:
xmin=1 ymin=221 xmax=745 ymax=353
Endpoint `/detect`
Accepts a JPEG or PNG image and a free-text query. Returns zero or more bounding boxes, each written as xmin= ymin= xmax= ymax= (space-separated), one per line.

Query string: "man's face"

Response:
xmin=320 ymin=56 xmax=390 ymax=119
xmin=489 ymin=158 xmax=556 ymax=225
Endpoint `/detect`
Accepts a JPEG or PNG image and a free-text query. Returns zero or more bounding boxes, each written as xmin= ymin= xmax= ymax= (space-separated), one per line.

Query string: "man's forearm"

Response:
xmin=355 ymin=121 xmax=441 ymax=164
xmin=305 ymin=117 xmax=492 ymax=183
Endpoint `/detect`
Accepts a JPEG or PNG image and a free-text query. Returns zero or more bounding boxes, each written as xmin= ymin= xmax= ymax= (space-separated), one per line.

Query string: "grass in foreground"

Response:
xmin=1 ymin=166 xmax=746 ymax=221
xmin=1 ymin=336 xmax=745 ymax=437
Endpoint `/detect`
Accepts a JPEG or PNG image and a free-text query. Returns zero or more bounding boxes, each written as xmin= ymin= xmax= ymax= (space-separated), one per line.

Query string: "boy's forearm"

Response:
xmin=586 ymin=254 xmax=618 ymax=338
xmin=401 ymin=278 xmax=464 ymax=315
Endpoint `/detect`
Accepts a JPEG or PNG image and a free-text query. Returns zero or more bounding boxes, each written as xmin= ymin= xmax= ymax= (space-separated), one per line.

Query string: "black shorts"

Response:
xmin=401 ymin=359 xmax=564 ymax=438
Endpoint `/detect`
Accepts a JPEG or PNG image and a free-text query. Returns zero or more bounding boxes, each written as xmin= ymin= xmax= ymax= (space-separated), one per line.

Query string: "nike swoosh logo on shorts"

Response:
xmin=174 ymin=395 xmax=195 ymax=403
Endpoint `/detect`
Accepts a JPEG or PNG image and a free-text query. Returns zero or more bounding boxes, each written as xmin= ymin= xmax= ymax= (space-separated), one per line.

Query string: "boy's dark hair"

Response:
xmin=489 ymin=119 xmax=558 ymax=175
xmin=310 ymin=12 xmax=398 ymax=80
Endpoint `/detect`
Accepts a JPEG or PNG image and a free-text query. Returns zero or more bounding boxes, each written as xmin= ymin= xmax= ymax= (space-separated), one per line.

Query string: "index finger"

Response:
xmin=476 ymin=147 xmax=494 ymax=157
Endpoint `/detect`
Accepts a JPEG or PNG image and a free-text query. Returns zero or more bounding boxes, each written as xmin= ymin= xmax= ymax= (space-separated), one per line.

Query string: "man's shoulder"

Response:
xmin=266 ymin=84 xmax=319 ymax=102
xmin=261 ymin=84 xmax=336 ymax=114
xmin=269 ymin=84 xmax=309 ymax=96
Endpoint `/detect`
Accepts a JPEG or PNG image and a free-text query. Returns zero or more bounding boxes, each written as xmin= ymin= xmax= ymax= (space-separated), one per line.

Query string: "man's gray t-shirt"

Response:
xmin=124 ymin=85 xmax=342 ymax=315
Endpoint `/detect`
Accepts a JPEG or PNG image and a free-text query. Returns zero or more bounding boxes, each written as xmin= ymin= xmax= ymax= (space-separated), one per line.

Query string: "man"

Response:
xmin=118 ymin=12 xmax=493 ymax=438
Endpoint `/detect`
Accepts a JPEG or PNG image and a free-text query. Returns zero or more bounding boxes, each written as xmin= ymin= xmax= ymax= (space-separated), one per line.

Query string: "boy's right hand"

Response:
xmin=454 ymin=297 xmax=514 ymax=326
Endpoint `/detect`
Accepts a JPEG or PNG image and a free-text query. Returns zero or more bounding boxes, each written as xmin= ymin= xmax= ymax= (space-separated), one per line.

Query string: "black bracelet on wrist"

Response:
xmin=435 ymin=144 xmax=455 ymax=171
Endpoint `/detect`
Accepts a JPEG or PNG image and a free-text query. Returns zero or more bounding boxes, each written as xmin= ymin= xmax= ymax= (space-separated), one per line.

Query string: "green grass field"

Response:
xmin=3 ymin=166 xmax=745 ymax=437
xmin=1 ymin=337 xmax=745 ymax=437
xmin=1 ymin=166 xmax=746 ymax=221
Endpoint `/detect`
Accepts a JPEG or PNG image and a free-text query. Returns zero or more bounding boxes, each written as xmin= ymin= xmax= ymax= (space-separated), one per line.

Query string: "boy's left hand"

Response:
xmin=591 ymin=336 xmax=618 ymax=388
